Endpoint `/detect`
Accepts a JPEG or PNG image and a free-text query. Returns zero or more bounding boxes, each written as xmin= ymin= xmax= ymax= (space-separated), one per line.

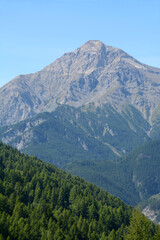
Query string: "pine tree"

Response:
xmin=124 ymin=209 xmax=155 ymax=240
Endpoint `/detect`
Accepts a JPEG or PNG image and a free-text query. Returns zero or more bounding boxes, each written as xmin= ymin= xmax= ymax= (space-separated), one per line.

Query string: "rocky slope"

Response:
xmin=1 ymin=40 xmax=160 ymax=126
xmin=0 ymin=104 xmax=150 ymax=167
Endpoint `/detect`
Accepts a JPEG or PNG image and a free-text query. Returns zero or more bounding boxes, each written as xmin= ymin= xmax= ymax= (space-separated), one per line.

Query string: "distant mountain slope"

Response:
xmin=64 ymin=140 xmax=160 ymax=206
xmin=0 ymin=142 xmax=135 ymax=239
xmin=1 ymin=40 xmax=160 ymax=126
xmin=0 ymin=104 xmax=151 ymax=166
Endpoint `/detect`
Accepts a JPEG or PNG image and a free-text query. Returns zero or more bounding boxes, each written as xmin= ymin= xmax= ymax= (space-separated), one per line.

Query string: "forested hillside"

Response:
xmin=65 ymin=140 xmax=160 ymax=206
xmin=0 ymin=104 xmax=151 ymax=167
xmin=0 ymin=142 xmax=159 ymax=239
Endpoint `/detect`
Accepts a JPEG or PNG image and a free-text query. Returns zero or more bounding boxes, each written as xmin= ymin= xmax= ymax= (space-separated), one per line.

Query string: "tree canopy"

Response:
xmin=0 ymin=142 xmax=159 ymax=239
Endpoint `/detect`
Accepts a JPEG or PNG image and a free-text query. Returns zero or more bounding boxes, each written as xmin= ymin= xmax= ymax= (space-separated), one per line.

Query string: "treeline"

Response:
xmin=0 ymin=142 xmax=160 ymax=239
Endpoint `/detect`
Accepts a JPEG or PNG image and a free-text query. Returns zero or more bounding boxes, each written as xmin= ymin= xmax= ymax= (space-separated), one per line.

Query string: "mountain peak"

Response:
xmin=74 ymin=40 xmax=108 ymax=55
xmin=80 ymin=40 xmax=104 ymax=49
xmin=1 ymin=41 xmax=160 ymax=126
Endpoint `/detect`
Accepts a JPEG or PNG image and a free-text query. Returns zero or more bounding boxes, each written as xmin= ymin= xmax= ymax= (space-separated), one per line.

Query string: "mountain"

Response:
xmin=64 ymin=140 xmax=160 ymax=206
xmin=1 ymin=40 xmax=160 ymax=210
xmin=1 ymin=40 xmax=160 ymax=127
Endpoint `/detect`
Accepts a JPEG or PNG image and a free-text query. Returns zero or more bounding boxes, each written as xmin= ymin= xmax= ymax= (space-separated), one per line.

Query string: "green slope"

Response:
xmin=64 ymin=159 xmax=139 ymax=206
xmin=64 ymin=140 xmax=160 ymax=206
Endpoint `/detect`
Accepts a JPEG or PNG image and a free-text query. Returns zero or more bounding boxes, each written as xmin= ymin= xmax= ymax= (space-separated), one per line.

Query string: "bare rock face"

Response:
xmin=1 ymin=40 xmax=160 ymax=126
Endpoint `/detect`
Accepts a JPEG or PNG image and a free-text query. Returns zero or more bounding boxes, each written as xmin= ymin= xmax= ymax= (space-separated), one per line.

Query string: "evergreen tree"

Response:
xmin=124 ymin=209 xmax=155 ymax=240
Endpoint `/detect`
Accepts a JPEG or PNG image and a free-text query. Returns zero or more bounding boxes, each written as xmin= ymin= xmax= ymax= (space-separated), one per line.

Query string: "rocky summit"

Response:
xmin=1 ymin=40 xmax=160 ymax=126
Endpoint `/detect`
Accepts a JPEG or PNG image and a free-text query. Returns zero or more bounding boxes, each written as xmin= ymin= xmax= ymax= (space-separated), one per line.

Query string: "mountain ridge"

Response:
xmin=1 ymin=40 xmax=160 ymax=126
xmin=0 ymin=104 xmax=151 ymax=167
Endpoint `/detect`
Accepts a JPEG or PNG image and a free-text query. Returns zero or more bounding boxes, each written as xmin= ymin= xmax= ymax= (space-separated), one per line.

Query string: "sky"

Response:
xmin=1 ymin=0 xmax=160 ymax=88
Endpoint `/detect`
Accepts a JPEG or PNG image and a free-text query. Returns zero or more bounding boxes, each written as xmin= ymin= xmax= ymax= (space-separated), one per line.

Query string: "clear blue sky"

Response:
xmin=1 ymin=0 xmax=160 ymax=87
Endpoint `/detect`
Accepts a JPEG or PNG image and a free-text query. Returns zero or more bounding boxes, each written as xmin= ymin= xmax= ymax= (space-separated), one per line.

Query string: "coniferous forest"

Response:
xmin=0 ymin=142 xmax=160 ymax=239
